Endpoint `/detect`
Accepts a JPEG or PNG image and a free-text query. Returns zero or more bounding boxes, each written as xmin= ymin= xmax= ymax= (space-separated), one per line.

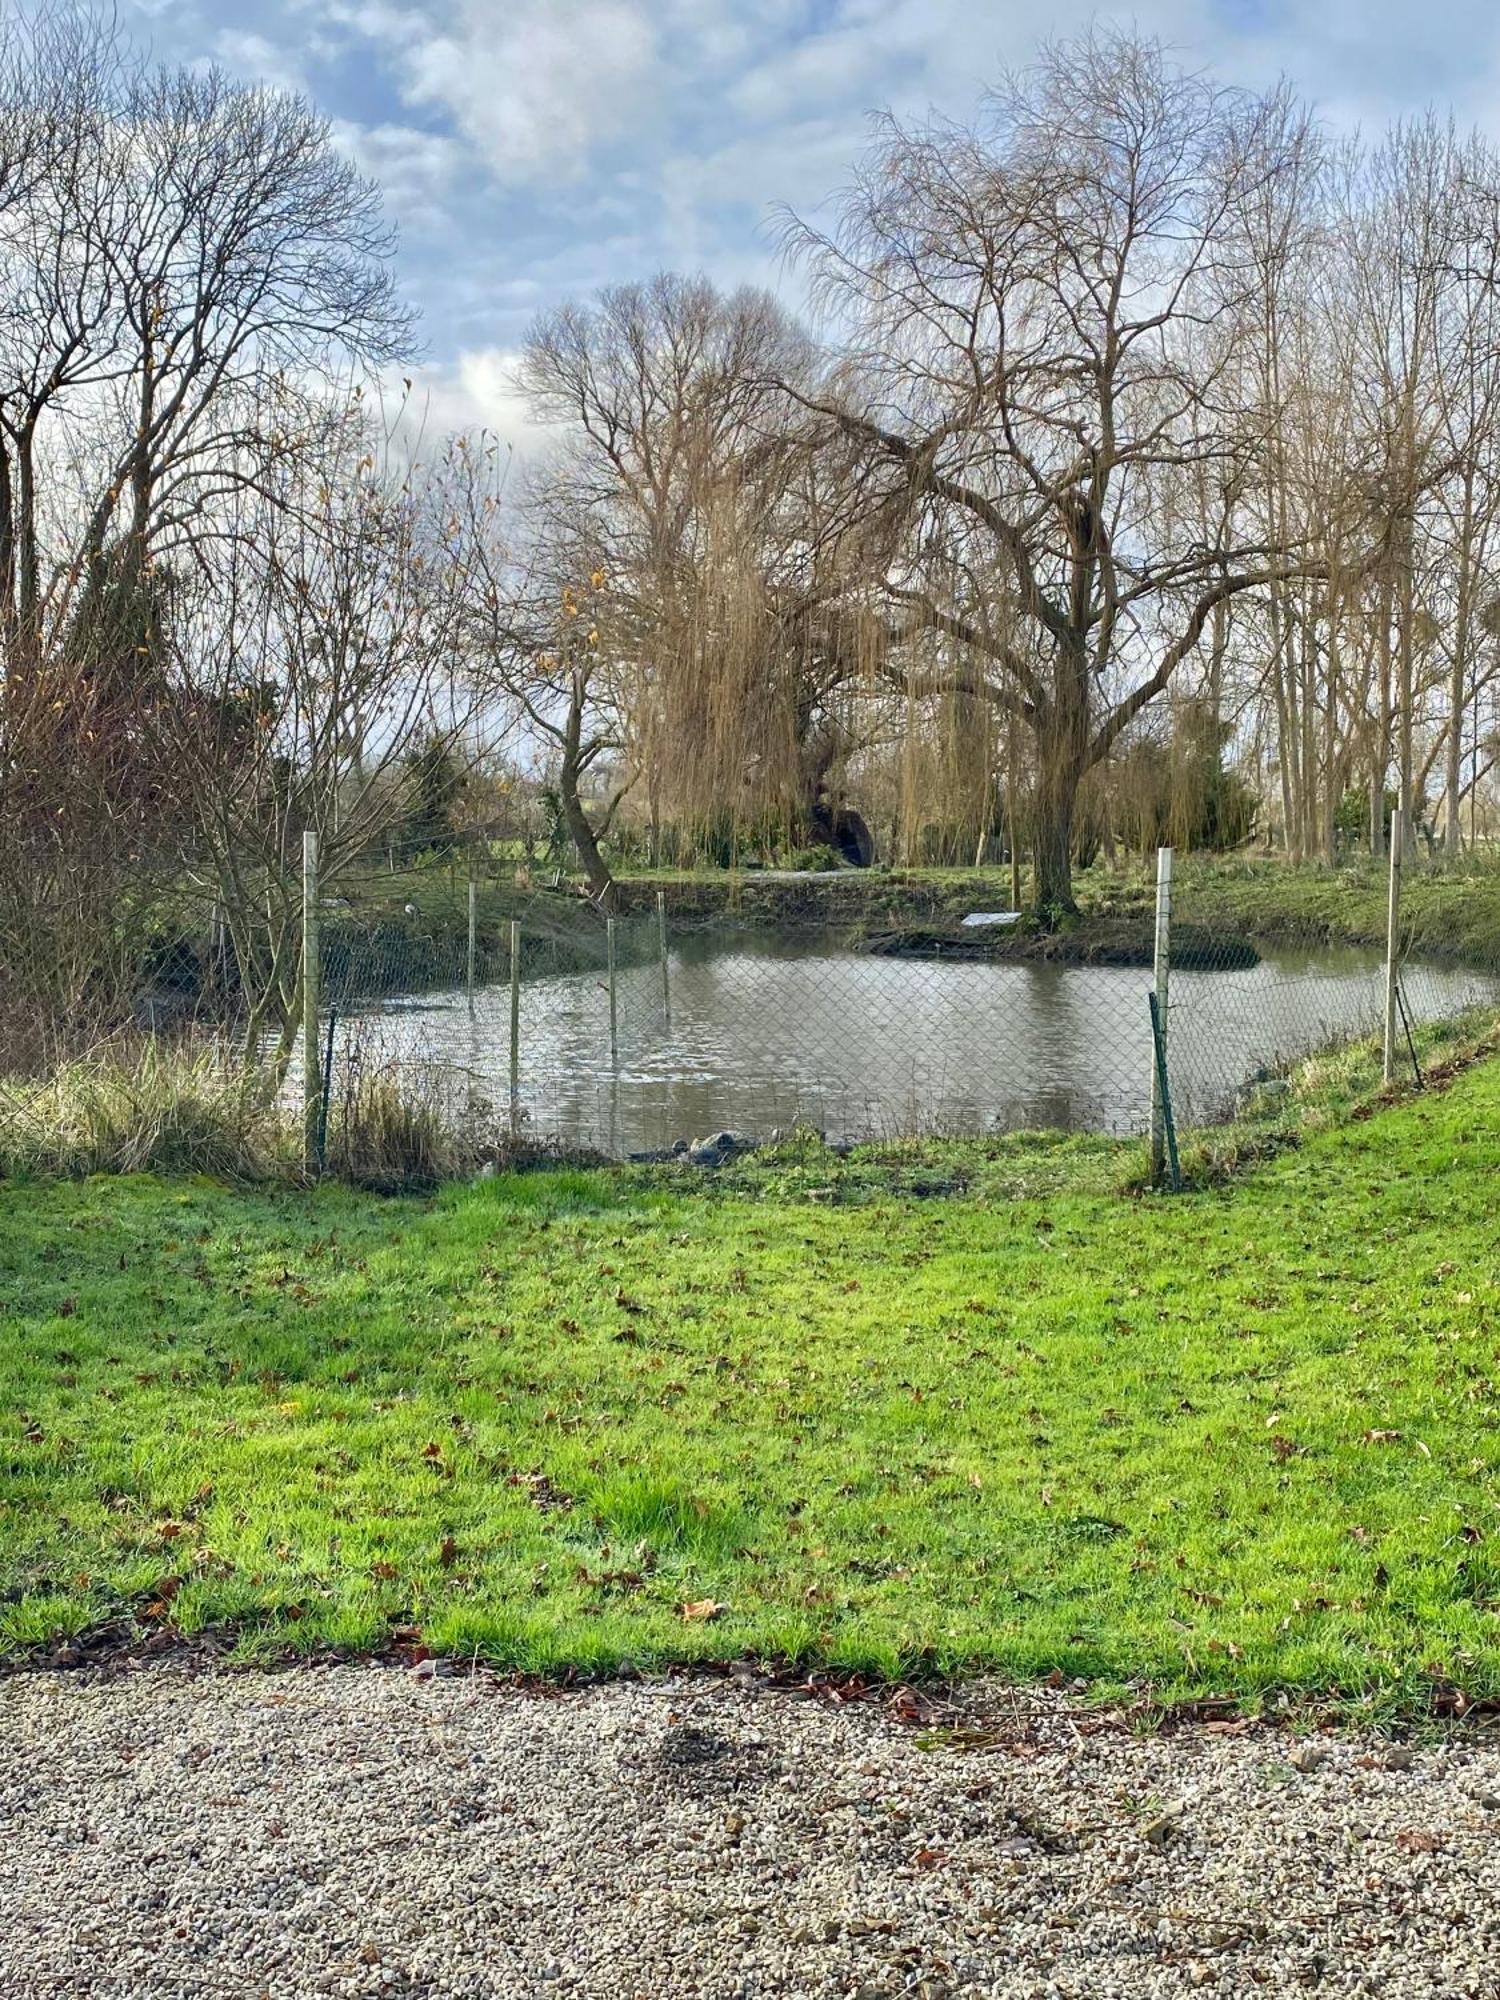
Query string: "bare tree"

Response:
xmin=0 ymin=14 xmax=408 ymax=667
xmin=155 ymin=412 xmax=487 ymax=1061
xmin=518 ymin=275 xmax=887 ymax=864
xmin=0 ymin=11 xmax=413 ymax=1062
xmin=454 ymin=442 xmax=632 ymax=910
xmin=781 ymin=31 xmax=1333 ymax=912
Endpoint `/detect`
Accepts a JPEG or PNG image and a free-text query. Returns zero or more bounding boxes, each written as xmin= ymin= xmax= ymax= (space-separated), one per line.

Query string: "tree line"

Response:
xmin=7 ymin=14 xmax=1500 ymax=1062
xmin=509 ymin=34 xmax=1500 ymax=913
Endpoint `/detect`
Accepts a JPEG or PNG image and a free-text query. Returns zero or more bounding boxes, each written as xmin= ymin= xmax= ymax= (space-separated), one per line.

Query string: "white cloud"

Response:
xmin=188 ymin=0 xmax=1500 ymax=374
xmin=383 ymin=347 xmax=553 ymax=464
xmin=329 ymin=117 xmax=465 ymax=231
xmin=212 ymin=28 xmax=310 ymax=96
xmin=402 ymin=1 xmax=660 ymax=186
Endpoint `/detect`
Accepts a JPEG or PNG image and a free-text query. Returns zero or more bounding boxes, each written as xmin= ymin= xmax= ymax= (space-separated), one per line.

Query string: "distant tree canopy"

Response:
xmin=400 ymin=741 xmax=469 ymax=858
xmin=506 ymin=32 xmax=1500 ymax=908
xmin=1108 ymin=704 xmax=1259 ymax=858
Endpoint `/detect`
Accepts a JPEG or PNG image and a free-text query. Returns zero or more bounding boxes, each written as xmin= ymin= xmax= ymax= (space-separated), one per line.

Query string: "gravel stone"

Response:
xmin=1 ymin=1669 xmax=1497 ymax=1997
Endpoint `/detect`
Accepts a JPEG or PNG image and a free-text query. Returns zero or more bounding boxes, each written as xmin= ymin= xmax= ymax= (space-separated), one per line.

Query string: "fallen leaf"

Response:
xmin=681 ymin=1598 xmax=727 ymax=1622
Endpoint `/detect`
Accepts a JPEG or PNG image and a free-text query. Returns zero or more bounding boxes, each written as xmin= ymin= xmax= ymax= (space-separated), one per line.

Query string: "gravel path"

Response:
xmin=2 ymin=1667 xmax=1498 ymax=1999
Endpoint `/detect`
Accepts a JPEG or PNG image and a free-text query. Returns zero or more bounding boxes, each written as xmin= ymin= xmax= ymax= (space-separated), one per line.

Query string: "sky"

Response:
xmin=96 ymin=0 xmax=1500 ymax=450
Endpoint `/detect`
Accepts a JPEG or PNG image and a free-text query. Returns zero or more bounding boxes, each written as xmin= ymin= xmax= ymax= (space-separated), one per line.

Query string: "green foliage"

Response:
xmin=1334 ymin=786 xmax=1398 ymax=849
xmin=538 ymin=785 xmax=568 ymax=863
xmin=401 ymin=739 xmax=468 ymax=857
xmin=6 ymin=1058 xmax=1500 ymax=1711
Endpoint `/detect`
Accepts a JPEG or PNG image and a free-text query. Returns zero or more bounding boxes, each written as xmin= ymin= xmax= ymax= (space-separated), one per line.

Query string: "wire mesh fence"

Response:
xmin=3 ymin=834 xmax=1497 ymax=1177
xmin=307 ymin=847 xmax=1500 ymax=1166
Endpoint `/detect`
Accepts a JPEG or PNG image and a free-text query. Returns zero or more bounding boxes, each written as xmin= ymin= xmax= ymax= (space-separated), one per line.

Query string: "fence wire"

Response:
xmin=4 ymin=839 xmax=1497 ymax=1170
xmin=307 ymin=859 xmax=1500 ymax=1163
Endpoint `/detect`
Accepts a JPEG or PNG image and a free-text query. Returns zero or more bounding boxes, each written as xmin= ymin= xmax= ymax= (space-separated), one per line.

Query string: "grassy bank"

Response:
xmin=616 ymin=852 xmax=1500 ymax=966
xmin=4 ymin=1035 xmax=1500 ymax=1713
xmin=161 ymin=849 xmax=1500 ymax=1001
xmin=1079 ymin=855 xmax=1500 ymax=969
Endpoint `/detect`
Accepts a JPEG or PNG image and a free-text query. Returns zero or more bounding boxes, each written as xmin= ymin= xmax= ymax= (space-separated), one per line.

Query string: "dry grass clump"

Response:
xmin=322 ymin=1063 xmax=460 ymax=1193
xmin=0 ymin=1036 xmax=606 ymax=1193
xmin=0 ymin=1038 xmax=283 ymax=1181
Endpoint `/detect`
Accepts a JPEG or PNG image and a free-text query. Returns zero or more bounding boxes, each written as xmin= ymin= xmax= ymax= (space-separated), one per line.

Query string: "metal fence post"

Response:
xmin=466 ymin=869 xmax=478 ymax=1015
xmin=606 ymin=915 xmax=619 ymax=1061
xmin=1149 ymin=844 xmax=1173 ymax=1183
xmin=1384 ymin=808 xmax=1405 ymax=1082
xmin=302 ymin=830 xmax=321 ymax=1176
xmin=656 ymin=890 xmax=670 ymax=1025
xmin=509 ymin=920 xmax=521 ymax=1112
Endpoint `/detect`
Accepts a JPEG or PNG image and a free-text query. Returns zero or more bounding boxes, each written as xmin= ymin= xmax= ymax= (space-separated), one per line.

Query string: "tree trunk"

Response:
xmin=1396 ymin=507 xmax=1417 ymax=856
xmin=560 ymin=757 xmax=618 ymax=911
xmin=557 ymin=669 xmax=619 ymax=912
xmin=1321 ymin=591 xmax=1341 ymax=865
xmin=1371 ymin=568 xmax=1394 ymax=860
xmin=1445 ymin=470 xmax=1476 ymax=861
xmin=1030 ymin=735 xmax=1082 ymax=918
xmin=1028 ymin=643 xmax=1091 ymax=920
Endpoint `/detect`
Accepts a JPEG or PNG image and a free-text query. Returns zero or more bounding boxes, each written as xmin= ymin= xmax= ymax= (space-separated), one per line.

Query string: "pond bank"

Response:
xmin=614 ymin=857 xmax=1500 ymax=970
xmin=864 ymin=918 xmax=1258 ymax=968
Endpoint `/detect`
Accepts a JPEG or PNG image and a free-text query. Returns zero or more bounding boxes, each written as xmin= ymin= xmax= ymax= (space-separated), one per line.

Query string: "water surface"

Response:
xmin=334 ymin=934 xmax=1495 ymax=1155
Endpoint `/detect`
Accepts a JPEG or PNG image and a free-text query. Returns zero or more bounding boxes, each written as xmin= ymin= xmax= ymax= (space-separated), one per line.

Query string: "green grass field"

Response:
xmin=3 ymin=1055 xmax=1499 ymax=1713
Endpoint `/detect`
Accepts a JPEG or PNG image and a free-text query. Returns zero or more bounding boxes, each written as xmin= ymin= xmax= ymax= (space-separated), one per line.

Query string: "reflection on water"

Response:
xmin=332 ymin=935 xmax=1497 ymax=1156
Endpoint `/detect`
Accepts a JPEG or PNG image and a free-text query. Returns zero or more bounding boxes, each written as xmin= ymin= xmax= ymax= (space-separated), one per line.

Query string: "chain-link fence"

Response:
xmin=307 ymin=842 xmax=1500 ymax=1168
xmin=3 ymin=833 xmax=1496 ymax=1178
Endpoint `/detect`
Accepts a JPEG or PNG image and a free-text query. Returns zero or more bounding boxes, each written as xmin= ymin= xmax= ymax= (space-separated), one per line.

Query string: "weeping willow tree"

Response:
xmin=518 ymin=274 xmax=892 ymax=867
xmin=883 ymin=686 xmax=999 ymax=865
xmin=777 ymin=35 xmax=1334 ymax=915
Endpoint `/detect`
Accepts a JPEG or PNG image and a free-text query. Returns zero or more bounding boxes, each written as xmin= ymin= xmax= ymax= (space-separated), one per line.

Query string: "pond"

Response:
xmin=331 ymin=934 xmax=1498 ymax=1157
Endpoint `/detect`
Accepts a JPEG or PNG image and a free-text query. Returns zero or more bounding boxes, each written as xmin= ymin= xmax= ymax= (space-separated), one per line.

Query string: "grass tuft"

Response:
xmin=0 ymin=1039 xmax=281 ymax=1181
xmin=324 ymin=1065 xmax=458 ymax=1193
